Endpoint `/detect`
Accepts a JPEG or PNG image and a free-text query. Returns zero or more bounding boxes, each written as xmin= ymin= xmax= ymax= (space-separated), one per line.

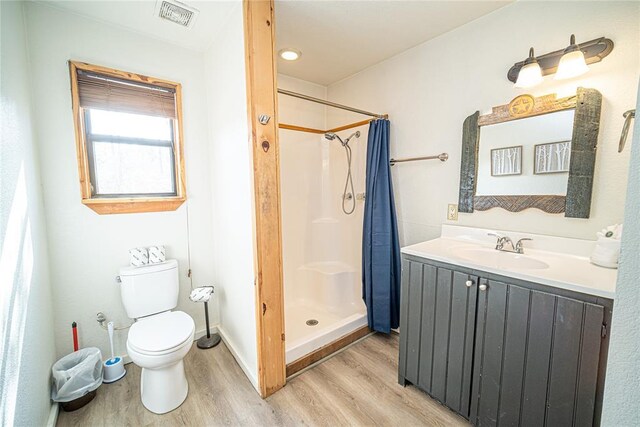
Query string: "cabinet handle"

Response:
xmin=479 ymin=284 xmax=487 ymax=291
xmin=465 ymin=280 xmax=473 ymax=287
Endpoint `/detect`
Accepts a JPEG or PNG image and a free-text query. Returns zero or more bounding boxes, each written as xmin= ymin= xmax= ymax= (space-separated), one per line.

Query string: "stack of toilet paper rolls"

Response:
xmin=129 ymin=246 xmax=166 ymax=267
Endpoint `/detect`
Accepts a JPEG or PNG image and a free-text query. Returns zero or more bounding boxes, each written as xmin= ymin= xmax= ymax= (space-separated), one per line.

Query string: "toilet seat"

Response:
xmin=128 ymin=311 xmax=194 ymax=355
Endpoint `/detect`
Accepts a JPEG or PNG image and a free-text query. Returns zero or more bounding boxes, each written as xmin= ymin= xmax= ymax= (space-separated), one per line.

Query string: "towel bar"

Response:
xmin=390 ymin=153 xmax=449 ymax=166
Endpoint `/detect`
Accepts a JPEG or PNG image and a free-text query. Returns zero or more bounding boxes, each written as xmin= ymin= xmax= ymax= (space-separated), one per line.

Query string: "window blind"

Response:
xmin=76 ymin=70 xmax=177 ymax=119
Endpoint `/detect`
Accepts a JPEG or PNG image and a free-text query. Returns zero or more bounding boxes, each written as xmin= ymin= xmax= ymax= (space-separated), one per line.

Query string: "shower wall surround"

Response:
xmin=326 ymin=1 xmax=639 ymax=244
xmin=278 ymin=75 xmax=367 ymax=363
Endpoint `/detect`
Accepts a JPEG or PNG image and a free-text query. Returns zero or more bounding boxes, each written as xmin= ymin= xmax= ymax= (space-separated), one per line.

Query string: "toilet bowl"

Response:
xmin=127 ymin=310 xmax=195 ymax=414
xmin=119 ymin=259 xmax=195 ymax=413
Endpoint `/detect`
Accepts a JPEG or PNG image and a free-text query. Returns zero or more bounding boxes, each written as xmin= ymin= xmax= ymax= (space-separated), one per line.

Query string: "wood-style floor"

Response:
xmin=57 ymin=334 xmax=468 ymax=426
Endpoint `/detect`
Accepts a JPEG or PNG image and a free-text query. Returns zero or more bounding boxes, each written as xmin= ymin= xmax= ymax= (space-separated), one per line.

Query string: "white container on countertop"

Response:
xmin=590 ymin=224 xmax=623 ymax=269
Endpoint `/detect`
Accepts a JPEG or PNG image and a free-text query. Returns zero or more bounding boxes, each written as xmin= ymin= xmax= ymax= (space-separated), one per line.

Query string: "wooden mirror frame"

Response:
xmin=458 ymin=87 xmax=602 ymax=218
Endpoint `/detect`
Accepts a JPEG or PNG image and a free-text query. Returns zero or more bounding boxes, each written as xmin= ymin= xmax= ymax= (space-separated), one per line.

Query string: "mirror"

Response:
xmin=476 ymin=110 xmax=575 ymax=196
xmin=458 ymin=88 xmax=602 ymax=218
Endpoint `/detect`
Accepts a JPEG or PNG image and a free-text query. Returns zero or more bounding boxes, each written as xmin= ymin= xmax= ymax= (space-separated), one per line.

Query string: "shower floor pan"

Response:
xmin=285 ymin=301 xmax=367 ymax=364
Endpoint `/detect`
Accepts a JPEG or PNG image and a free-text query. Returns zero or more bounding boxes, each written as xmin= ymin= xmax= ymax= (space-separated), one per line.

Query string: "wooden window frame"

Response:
xmin=68 ymin=61 xmax=187 ymax=215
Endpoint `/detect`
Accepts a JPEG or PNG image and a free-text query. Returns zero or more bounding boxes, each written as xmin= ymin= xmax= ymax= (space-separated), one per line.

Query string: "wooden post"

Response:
xmin=458 ymin=111 xmax=480 ymax=213
xmin=243 ymin=0 xmax=286 ymax=397
xmin=565 ymin=87 xmax=602 ymax=218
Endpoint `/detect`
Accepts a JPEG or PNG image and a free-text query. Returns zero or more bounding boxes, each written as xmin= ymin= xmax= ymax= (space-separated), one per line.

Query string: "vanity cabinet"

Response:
xmin=398 ymin=256 xmax=612 ymax=427
xmin=398 ymin=262 xmax=478 ymax=415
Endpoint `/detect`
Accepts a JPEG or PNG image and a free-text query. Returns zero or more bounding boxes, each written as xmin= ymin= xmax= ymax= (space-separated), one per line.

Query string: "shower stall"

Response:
xmin=277 ymin=77 xmax=380 ymax=365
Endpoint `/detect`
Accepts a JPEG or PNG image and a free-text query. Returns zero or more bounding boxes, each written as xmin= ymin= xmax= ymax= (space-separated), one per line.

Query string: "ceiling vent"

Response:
xmin=155 ymin=0 xmax=199 ymax=28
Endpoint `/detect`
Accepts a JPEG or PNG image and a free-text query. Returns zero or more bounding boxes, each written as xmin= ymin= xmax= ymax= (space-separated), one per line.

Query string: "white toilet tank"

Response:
xmin=119 ymin=259 xmax=179 ymax=319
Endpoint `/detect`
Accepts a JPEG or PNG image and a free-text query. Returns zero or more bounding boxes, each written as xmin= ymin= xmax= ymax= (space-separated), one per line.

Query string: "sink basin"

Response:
xmin=451 ymin=247 xmax=550 ymax=270
xmin=401 ymin=228 xmax=619 ymax=299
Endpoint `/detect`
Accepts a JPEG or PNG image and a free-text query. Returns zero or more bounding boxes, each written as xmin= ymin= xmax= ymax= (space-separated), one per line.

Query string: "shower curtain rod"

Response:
xmin=278 ymin=88 xmax=386 ymax=119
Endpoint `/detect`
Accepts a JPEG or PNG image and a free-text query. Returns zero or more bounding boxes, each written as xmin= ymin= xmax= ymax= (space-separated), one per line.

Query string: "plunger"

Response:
xmin=72 ymin=322 xmax=79 ymax=351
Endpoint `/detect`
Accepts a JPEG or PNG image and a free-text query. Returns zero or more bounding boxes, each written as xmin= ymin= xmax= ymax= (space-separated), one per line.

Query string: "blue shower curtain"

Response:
xmin=362 ymin=119 xmax=401 ymax=333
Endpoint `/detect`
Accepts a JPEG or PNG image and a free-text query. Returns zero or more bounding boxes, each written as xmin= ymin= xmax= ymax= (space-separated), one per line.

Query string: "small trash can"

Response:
xmin=51 ymin=347 xmax=103 ymax=412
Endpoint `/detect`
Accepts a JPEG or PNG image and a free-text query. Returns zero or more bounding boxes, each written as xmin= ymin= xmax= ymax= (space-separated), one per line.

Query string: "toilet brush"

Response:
xmin=102 ymin=321 xmax=126 ymax=383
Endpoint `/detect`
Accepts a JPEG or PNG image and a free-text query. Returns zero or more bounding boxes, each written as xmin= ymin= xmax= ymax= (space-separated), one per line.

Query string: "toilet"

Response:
xmin=119 ymin=259 xmax=195 ymax=414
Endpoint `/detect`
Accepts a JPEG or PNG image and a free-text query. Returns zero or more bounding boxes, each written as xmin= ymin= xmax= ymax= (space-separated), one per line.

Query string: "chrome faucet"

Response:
xmin=488 ymin=233 xmax=532 ymax=254
xmin=515 ymin=238 xmax=533 ymax=254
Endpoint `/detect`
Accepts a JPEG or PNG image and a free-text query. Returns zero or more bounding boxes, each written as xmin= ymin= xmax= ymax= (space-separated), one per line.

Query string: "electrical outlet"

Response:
xmin=447 ymin=204 xmax=458 ymax=221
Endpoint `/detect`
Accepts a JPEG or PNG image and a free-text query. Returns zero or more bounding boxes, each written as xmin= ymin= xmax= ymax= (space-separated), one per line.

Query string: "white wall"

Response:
xmin=23 ymin=2 xmax=217 ymax=361
xmin=205 ymin=2 xmax=258 ymax=388
xmin=328 ymin=1 xmax=639 ymax=244
xmin=0 ymin=2 xmax=57 ymax=425
xmin=601 ymin=81 xmax=640 ymax=425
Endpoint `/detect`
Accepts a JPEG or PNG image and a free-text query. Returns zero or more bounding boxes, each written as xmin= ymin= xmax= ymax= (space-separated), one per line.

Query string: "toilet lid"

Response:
xmin=128 ymin=311 xmax=194 ymax=353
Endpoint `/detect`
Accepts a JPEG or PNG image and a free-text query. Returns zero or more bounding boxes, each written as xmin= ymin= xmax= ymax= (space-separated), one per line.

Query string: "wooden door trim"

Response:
xmin=243 ymin=0 xmax=286 ymax=397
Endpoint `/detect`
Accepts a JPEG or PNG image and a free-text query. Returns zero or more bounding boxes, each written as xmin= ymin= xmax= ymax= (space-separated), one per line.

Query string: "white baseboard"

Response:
xmin=46 ymin=402 xmax=59 ymax=427
xmin=121 ymin=326 xmax=219 ymax=365
xmin=217 ymin=326 xmax=259 ymax=392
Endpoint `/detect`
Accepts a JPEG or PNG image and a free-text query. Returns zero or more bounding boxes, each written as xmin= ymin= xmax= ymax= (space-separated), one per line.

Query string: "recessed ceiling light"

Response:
xmin=279 ymin=49 xmax=301 ymax=61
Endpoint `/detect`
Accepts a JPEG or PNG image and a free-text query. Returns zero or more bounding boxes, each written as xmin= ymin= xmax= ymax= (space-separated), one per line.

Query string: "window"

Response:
xmin=69 ymin=61 xmax=186 ymax=214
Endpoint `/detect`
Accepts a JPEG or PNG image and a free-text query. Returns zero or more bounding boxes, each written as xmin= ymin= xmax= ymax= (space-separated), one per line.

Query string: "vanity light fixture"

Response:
xmin=279 ymin=48 xmax=302 ymax=61
xmin=507 ymin=35 xmax=613 ymax=84
xmin=514 ymin=48 xmax=543 ymax=88
xmin=555 ymin=34 xmax=590 ymax=80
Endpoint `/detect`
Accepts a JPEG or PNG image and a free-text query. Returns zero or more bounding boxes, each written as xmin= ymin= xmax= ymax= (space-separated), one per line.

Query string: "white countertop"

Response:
xmin=401 ymin=225 xmax=617 ymax=299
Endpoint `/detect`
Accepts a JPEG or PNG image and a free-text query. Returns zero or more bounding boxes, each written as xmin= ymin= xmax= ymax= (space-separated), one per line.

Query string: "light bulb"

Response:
xmin=555 ymin=35 xmax=589 ymax=80
xmin=515 ymin=47 xmax=543 ymax=88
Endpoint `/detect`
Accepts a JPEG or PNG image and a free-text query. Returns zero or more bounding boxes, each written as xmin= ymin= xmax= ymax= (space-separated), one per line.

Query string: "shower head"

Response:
xmin=345 ymin=131 xmax=361 ymax=144
xmin=324 ymin=131 xmax=360 ymax=146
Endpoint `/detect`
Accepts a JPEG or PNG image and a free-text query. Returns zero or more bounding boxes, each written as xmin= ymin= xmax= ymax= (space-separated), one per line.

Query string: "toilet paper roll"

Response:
xmin=129 ymin=247 xmax=149 ymax=267
xmin=148 ymin=246 xmax=166 ymax=264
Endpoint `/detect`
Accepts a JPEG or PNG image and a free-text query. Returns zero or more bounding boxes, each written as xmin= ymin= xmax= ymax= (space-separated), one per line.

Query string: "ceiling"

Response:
xmin=276 ymin=0 xmax=512 ymax=85
xmin=46 ymin=0 xmax=512 ymax=85
xmin=46 ymin=0 xmax=237 ymax=52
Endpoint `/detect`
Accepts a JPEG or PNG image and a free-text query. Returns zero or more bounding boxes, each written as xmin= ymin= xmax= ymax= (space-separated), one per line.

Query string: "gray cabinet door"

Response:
xmin=469 ymin=279 xmax=605 ymax=427
xmin=399 ymin=259 xmax=478 ymax=417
